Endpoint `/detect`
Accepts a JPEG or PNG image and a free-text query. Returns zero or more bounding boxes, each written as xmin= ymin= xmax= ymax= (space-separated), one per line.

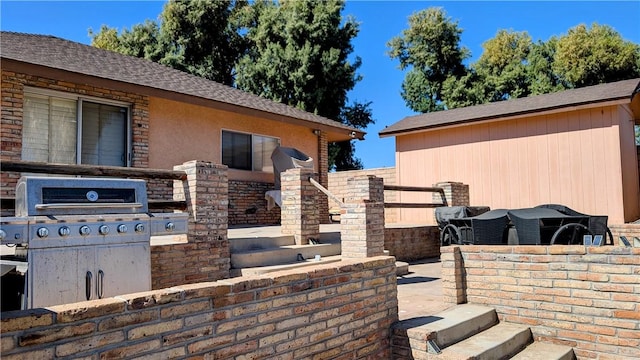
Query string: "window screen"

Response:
xmin=222 ymin=131 xmax=279 ymax=172
xmin=81 ymin=102 xmax=127 ymax=166
xmin=23 ymin=95 xmax=77 ymax=163
xmin=22 ymin=93 xmax=128 ymax=166
xmin=222 ymin=131 xmax=252 ymax=170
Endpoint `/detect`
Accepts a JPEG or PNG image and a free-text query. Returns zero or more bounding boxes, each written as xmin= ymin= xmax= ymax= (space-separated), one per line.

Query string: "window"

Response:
xmin=22 ymin=91 xmax=129 ymax=166
xmin=222 ymin=130 xmax=279 ymax=172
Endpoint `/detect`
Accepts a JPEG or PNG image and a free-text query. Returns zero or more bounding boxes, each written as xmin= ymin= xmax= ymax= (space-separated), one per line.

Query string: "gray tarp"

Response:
xmin=271 ymin=146 xmax=314 ymax=190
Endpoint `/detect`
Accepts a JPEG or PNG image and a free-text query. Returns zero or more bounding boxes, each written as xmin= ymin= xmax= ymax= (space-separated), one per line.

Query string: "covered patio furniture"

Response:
xmin=447 ymin=209 xmax=511 ymax=245
xmin=535 ymin=204 xmax=613 ymax=245
xmin=507 ymin=208 xmax=592 ymax=245
xmin=435 ymin=206 xmax=490 ymax=245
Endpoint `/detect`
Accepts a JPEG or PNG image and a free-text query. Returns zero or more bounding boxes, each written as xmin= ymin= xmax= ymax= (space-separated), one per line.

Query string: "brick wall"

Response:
xmin=384 ymin=225 xmax=440 ymax=261
xmin=441 ymin=245 xmax=640 ymax=360
xmin=0 ymin=257 xmax=398 ymax=359
xmin=0 ymin=70 xmax=150 ymax=197
xmin=610 ymin=224 xmax=640 ymax=247
xmin=328 ymin=167 xmax=398 ymax=223
xmin=228 ymin=180 xmax=281 ymax=225
xmin=151 ymin=161 xmax=230 ymax=288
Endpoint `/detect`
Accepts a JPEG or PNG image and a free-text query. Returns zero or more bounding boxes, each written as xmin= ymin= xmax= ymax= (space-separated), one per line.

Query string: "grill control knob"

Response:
xmin=165 ymin=222 xmax=175 ymax=232
xmin=99 ymin=225 xmax=110 ymax=235
xmin=0 ymin=229 xmax=6 ymax=241
xmin=58 ymin=226 xmax=71 ymax=237
xmin=37 ymin=227 xmax=49 ymax=238
xmin=117 ymin=224 xmax=128 ymax=234
xmin=79 ymin=226 xmax=91 ymax=236
xmin=134 ymin=223 xmax=145 ymax=233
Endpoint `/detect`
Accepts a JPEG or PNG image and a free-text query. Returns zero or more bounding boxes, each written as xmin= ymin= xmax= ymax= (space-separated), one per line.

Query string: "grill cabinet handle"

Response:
xmin=86 ymin=271 xmax=93 ymax=300
xmin=97 ymin=270 xmax=105 ymax=299
xmin=35 ymin=203 xmax=144 ymax=210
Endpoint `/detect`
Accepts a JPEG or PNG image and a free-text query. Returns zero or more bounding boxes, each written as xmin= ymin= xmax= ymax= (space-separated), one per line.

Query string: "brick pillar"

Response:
xmin=434 ymin=181 xmax=469 ymax=206
xmin=441 ymin=246 xmax=467 ymax=304
xmin=341 ymin=175 xmax=385 ymax=258
xmin=317 ymin=130 xmax=331 ymax=224
xmin=281 ymin=167 xmax=319 ymax=245
xmin=150 ymin=160 xmax=230 ymax=287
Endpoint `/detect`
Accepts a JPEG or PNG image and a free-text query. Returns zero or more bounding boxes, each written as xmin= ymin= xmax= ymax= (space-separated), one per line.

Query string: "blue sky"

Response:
xmin=2 ymin=1 xmax=639 ymax=169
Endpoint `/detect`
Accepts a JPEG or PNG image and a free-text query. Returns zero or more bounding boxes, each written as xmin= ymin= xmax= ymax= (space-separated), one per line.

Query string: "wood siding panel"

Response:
xmin=395 ymin=105 xmax=635 ymax=224
xmin=617 ymin=104 xmax=640 ymax=221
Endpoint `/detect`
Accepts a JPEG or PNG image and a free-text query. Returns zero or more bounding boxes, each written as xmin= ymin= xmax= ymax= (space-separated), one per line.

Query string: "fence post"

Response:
xmin=441 ymin=246 xmax=467 ymax=304
xmin=158 ymin=160 xmax=230 ymax=283
xmin=434 ymin=181 xmax=469 ymax=206
xmin=281 ymin=167 xmax=320 ymax=245
xmin=341 ymin=175 xmax=385 ymax=258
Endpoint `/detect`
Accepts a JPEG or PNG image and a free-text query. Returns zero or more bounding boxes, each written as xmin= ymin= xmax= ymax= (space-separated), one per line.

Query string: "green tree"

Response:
xmin=387 ymin=7 xmax=469 ymax=112
xmin=472 ymin=29 xmax=532 ymax=102
xmin=527 ymin=38 xmax=568 ymax=95
xmin=90 ymin=20 xmax=168 ymax=62
xmin=553 ymin=23 xmax=640 ymax=87
xmin=329 ymin=101 xmax=373 ymax=171
xmin=90 ymin=0 xmax=247 ymax=86
xmin=236 ymin=0 xmax=372 ymax=170
xmin=160 ymin=0 xmax=248 ymax=85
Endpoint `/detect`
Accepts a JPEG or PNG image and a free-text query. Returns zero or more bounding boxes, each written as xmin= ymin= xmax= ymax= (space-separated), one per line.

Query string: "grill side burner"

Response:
xmin=0 ymin=176 xmax=188 ymax=310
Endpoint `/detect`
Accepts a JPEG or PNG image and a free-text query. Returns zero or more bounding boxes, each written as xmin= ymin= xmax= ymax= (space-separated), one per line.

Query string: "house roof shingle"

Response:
xmin=0 ymin=31 xmax=364 ymax=140
xmin=379 ymin=78 xmax=640 ymax=137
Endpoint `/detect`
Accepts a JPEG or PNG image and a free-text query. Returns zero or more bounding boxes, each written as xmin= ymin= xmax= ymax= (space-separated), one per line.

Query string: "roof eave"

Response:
xmin=2 ymin=57 xmax=364 ymax=140
xmin=379 ymin=97 xmax=632 ymax=138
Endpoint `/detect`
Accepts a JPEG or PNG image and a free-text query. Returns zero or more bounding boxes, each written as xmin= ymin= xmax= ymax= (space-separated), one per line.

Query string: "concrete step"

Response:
xmin=229 ymin=229 xmax=341 ymax=252
xmin=511 ymin=341 xmax=575 ymax=360
xmin=230 ymin=242 xmax=341 ymax=268
xmin=231 ymin=255 xmax=343 ymax=276
xmin=230 ymin=235 xmax=294 ymax=252
xmin=439 ymin=322 xmax=532 ymax=360
xmin=411 ymin=304 xmax=498 ymax=349
xmin=396 ymin=261 xmax=409 ymax=276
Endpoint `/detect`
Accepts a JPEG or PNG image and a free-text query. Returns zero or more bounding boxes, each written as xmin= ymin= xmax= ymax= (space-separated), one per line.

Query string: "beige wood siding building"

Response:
xmin=381 ymin=79 xmax=640 ymax=225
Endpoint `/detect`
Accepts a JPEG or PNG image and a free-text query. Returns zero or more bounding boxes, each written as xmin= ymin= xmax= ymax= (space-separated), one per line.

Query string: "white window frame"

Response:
xmin=221 ymin=129 xmax=280 ymax=172
xmin=23 ymin=87 xmax=132 ymax=166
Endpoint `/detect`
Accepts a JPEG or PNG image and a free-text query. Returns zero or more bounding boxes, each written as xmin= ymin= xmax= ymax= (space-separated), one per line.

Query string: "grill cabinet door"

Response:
xmin=94 ymin=243 xmax=151 ymax=298
xmin=27 ymin=243 xmax=151 ymax=308
xmin=28 ymin=247 xmax=94 ymax=308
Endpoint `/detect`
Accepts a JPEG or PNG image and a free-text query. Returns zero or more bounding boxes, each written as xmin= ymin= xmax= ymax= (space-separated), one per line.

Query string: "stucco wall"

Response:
xmin=395 ymin=104 xmax=640 ymax=224
xmin=148 ymin=97 xmax=319 ymax=184
xmin=440 ymin=245 xmax=640 ymax=360
xmin=0 ymin=257 xmax=398 ymax=359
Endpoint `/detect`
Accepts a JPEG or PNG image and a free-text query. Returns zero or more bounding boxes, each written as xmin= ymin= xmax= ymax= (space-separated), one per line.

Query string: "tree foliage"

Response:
xmin=553 ymin=23 xmax=640 ymax=87
xmin=473 ymin=29 xmax=532 ymax=102
xmin=90 ymin=0 xmax=372 ymax=170
xmin=387 ymin=8 xmax=469 ymax=112
xmin=235 ymin=0 xmax=372 ymax=170
xmin=90 ymin=0 xmax=247 ymax=86
xmin=389 ymin=9 xmax=640 ymax=113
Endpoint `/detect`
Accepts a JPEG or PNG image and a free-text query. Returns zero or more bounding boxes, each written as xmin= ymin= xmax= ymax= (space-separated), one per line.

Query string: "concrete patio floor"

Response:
xmin=396 ymin=258 xmax=453 ymax=320
xmin=229 ymin=225 xmax=451 ymax=321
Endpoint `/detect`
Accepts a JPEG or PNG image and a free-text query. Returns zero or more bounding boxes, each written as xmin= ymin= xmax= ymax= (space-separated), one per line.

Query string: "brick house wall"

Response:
xmin=0 ymin=257 xmax=398 ymax=359
xmin=0 ymin=69 xmax=149 ymax=198
xmin=228 ymin=180 xmax=280 ymax=225
xmin=439 ymin=245 xmax=640 ymax=360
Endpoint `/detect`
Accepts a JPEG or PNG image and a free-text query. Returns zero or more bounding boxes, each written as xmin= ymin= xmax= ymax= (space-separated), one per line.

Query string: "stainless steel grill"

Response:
xmin=0 ymin=176 xmax=187 ymax=310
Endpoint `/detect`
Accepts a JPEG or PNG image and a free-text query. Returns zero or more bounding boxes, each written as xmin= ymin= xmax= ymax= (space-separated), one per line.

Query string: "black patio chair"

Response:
xmin=535 ymin=204 xmax=613 ymax=245
xmin=435 ymin=206 xmax=490 ymax=245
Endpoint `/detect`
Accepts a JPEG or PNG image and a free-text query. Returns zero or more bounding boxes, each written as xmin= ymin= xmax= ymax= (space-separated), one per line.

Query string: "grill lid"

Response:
xmin=15 ymin=176 xmax=149 ymax=217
